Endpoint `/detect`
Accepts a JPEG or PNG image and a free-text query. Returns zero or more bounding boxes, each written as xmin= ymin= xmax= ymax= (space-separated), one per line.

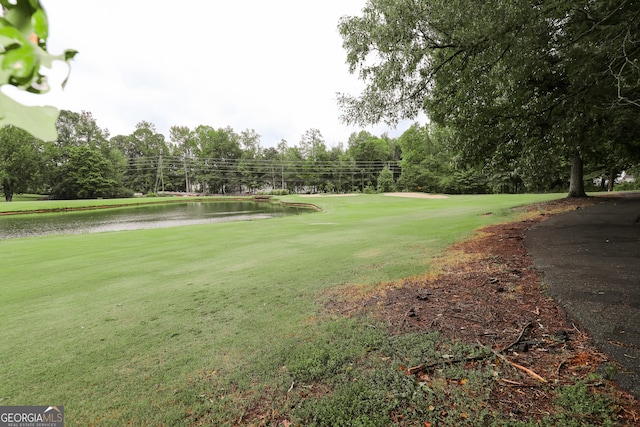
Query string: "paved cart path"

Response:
xmin=526 ymin=193 xmax=640 ymax=398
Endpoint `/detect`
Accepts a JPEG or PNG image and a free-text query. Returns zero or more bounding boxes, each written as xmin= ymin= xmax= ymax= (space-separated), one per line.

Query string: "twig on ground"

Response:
xmin=572 ymin=323 xmax=582 ymax=335
xmin=406 ymin=348 xmax=491 ymax=375
xmin=556 ymin=358 xmax=567 ymax=380
xmin=502 ymin=357 xmax=548 ymax=383
xmin=500 ymin=322 xmax=533 ymax=353
xmin=498 ymin=378 xmax=525 ymax=386
xmin=478 ymin=342 xmax=548 ymax=383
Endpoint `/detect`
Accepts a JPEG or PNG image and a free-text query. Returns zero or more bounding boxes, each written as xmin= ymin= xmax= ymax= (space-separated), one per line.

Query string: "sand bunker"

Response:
xmin=384 ymin=192 xmax=449 ymax=199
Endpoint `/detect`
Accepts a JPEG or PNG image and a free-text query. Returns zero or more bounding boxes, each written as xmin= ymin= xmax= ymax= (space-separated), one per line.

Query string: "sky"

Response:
xmin=5 ymin=1 xmax=420 ymax=148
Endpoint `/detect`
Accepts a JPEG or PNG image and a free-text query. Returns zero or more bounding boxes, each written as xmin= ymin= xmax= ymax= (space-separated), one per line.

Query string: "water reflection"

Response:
xmin=0 ymin=201 xmax=306 ymax=239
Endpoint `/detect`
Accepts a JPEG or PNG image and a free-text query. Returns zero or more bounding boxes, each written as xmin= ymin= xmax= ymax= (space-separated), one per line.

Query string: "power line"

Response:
xmin=124 ymin=156 xmax=399 ymax=174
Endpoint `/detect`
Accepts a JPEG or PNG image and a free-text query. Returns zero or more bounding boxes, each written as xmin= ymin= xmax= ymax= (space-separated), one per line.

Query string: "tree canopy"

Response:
xmin=338 ymin=0 xmax=640 ymax=197
xmin=0 ymin=125 xmax=43 ymax=201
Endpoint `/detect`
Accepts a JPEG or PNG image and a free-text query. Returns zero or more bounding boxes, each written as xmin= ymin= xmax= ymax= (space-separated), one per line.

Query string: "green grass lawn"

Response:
xmin=0 ymin=193 xmax=569 ymax=425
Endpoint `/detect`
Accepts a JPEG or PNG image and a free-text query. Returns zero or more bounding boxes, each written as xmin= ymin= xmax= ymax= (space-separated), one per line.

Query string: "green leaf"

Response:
xmin=2 ymin=1 xmax=35 ymax=36
xmin=28 ymin=0 xmax=42 ymax=12
xmin=63 ymin=49 xmax=78 ymax=61
xmin=2 ymin=44 xmax=38 ymax=85
xmin=0 ymin=21 xmax=29 ymax=47
xmin=31 ymin=7 xmax=48 ymax=41
xmin=0 ymin=91 xmax=59 ymax=141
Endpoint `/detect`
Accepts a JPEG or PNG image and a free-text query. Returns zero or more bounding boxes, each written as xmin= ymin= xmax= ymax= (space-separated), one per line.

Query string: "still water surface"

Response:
xmin=0 ymin=201 xmax=307 ymax=239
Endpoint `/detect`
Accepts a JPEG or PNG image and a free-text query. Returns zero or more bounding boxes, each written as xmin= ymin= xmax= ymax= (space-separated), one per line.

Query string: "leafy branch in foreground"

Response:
xmin=0 ymin=0 xmax=77 ymax=140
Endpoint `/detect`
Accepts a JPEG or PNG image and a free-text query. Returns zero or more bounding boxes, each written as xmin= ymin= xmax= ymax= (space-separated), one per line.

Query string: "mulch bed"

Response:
xmin=323 ymin=197 xmax=640 ymax=425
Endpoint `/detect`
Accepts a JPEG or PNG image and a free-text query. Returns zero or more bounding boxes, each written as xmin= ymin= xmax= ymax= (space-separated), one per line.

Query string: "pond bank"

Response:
xmin=0 ymin=198 xmax=316 ymax=239
xmin=0 ymin=196 xmax=320 ymax=216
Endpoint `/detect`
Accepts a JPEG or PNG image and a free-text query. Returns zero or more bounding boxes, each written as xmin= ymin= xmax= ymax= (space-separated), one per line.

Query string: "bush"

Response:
xmin=117 ymin=188 xmax=135 ymax=198
xmin=259 ymin=189 xmax=290 ymax=196
xmin=615 ymin=180 xmax=640 ymax=191
xmin=551 ymin=380 xmax=618 ymax=426
xmin=363 ymin=185 xmax=377 ymax=194
xmin=377 ymin=168 xmax=396 ymax=192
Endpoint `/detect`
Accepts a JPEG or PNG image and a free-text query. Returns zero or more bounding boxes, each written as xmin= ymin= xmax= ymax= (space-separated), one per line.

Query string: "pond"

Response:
xmin=0 ymin=201 xmax=309 ymax=239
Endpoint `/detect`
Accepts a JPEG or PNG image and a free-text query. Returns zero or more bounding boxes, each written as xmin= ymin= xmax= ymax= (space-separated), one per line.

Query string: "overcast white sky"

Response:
xmin=5 ymin=1 xmax=420 ymax=148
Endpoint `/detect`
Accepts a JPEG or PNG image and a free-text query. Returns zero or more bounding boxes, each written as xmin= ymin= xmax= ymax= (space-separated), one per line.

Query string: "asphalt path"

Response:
xmin=526 ymin=193 xmax=640 ymax=398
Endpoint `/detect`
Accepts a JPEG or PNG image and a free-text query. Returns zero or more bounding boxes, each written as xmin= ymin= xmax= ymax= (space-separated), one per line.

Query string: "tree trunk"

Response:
xmin=567 ymin=151 xmax=587 ymax=198
xmin=608 ymin=169 xmax=616 ymax=192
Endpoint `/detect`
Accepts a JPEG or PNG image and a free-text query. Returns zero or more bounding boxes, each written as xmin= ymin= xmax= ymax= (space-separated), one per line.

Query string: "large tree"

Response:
xmin=51 ymin=144 xmax=122 ymax=199
xmin=338 ymin=0 xmax=640 ymax=197
xmin=0 ymin=125 xmax=44 ymax=201
xmin=120 ymin=121 xmax=169 ymax=193
xmin=169 ymin=125 xmax=196 ymax=193
xmin=191 ymin=125 xmax=242 ymax=194
xmin=56 ymin=110 xmax=109 ymax=148
xmin=48 ymin=110 xmax=125 ymax=199
xmin=299 ymin=129 xmax=330 ymax=192
xmin=238 ymin=129 xmax=264 ymax=193
xmin=346 ymin=130 xmax=391 ymax=191
xmin=396 ymin=124 xmax=455 ymax=193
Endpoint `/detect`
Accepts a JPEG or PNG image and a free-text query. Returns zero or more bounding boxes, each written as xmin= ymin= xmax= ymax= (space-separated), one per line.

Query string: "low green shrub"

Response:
xmin=289 ymin=326 xmax=498 ymax=426
xmin=259 ymin=189 xmax=291 ymax=195
xmin=285 ymin=319 xmax=386 ymax=384
xmin=615 ymin=180 xmax=640 ymax=191
xmin=551 ymin=380 xmax=617 ymax=426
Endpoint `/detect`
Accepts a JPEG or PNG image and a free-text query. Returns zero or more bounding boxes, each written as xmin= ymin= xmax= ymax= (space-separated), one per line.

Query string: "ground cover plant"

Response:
xmin=0 ymin=193 xmax=637 ymax=425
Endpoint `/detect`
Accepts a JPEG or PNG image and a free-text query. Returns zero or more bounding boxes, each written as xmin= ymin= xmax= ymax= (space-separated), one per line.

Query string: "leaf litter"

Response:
xmin=322 ymin=197 xmax=639 ymax=425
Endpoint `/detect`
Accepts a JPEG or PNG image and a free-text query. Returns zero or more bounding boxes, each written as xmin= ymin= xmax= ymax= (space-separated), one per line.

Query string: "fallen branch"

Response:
xmin=556 ymin=358 xmax=567 ymax=379
xmin=478 ymin=342 xmax=548 ymax=383
xmin=499 ymin=322 xmax=532 ymax=353
xmin=498 ymin=378 xmax=525 ymax=386
xmin=501 ymin=356 xmax=548 ymax=383
xmin=406 ymin=348 xmax=491 ymax=375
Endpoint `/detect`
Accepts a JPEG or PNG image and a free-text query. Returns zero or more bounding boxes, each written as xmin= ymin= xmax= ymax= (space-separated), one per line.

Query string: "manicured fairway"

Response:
xmin=0 ymin=193 xmax=562 ymax=425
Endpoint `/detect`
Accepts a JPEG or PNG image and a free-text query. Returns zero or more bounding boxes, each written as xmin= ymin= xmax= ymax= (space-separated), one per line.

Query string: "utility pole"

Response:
xmin=281 ymin=163 xmax=285 ymax=190
xmin=184 ymin=156 xmax=190 ymax=193
xmin=154 ymin=155 xmax=165 ymax=194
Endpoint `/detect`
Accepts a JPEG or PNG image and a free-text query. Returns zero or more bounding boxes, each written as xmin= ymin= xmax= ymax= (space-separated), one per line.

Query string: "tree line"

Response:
xmin=1 ymin=108 xmax=635 ymax=202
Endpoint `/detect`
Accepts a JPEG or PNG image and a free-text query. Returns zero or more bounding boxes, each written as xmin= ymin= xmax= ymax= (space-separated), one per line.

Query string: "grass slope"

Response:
xmin=0 ymin=193 xmax=562 ymax=425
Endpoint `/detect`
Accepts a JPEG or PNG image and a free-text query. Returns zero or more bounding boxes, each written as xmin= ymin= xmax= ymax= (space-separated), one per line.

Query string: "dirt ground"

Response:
xmin=323 ymin=197 xmax=640 ymax=424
